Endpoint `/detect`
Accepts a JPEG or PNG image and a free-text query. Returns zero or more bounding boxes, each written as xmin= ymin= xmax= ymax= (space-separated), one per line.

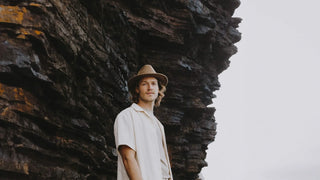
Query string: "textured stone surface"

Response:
xmin=0 ymin=0 xmax=241 ymax=179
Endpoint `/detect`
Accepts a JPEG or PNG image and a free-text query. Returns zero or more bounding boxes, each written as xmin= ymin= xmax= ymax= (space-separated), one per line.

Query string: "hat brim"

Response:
xmin=128 ymin=73 xmax=168 ymax=92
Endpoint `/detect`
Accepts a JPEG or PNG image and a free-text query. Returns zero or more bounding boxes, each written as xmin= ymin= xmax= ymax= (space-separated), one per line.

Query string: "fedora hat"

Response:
xmin=128 ymin=65 xmax=168 ymax=92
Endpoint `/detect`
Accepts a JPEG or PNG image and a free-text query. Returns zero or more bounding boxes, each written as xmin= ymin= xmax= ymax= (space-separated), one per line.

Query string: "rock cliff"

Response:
xmin=0 ymin=0 xmax=241 ymax=179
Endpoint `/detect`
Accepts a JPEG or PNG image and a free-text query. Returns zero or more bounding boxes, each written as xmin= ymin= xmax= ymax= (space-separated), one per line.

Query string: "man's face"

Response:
xmin=136 ymin=76 xmax=159 ymax=103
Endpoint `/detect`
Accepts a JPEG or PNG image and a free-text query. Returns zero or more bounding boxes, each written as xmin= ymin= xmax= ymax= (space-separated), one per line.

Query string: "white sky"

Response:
xmin=202 ymin=0 xmax=320 ymax=179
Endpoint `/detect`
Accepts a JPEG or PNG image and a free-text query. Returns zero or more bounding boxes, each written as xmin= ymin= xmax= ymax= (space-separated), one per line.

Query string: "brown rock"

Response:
xmin=0 ymin=0 xmax=241 ymax=179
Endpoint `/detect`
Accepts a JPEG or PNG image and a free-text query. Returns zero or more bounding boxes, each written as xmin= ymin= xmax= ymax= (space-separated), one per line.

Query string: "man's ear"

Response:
xmin=135 ymin=87 xmax=139 ymax=94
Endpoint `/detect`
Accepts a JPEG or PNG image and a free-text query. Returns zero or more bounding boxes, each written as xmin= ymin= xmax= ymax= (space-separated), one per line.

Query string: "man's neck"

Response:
xmin=137 ymin=101 xmax=154 ymax=114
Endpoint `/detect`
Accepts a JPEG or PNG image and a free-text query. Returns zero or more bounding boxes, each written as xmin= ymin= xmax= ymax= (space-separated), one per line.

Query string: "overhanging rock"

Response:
xmin=0 ymin=0 xmax=241 ymax=179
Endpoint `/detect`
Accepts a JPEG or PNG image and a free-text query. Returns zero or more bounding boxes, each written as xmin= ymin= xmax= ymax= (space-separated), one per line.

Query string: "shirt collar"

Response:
xmin=131 ymin=103 xmax=155 ymax=119
xmin=131 ymin=103 xmax=145 ymax=112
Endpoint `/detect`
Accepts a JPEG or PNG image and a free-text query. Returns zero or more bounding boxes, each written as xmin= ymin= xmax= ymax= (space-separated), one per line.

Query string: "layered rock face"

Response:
xmin=0 ymin=0 xmax=241 ymax=179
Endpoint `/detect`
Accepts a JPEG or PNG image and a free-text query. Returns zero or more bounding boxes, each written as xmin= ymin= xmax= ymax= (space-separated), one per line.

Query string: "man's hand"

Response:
xmin=119 ymin=145 xmax=143 ymax=180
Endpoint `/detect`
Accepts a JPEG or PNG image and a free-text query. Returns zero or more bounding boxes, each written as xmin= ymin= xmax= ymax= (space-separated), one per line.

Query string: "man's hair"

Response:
xmin=129 ymin=78 xmax=166 ymax=107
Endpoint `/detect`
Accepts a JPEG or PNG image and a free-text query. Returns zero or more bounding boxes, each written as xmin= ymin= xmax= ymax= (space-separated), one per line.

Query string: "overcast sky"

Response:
xmin=202 ymin=0 xmax=320 ymax=179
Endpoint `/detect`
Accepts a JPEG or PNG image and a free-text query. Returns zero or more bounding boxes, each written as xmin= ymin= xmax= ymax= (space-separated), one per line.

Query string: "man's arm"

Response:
xmin=118 ymin=145 xmax=143 ymax=180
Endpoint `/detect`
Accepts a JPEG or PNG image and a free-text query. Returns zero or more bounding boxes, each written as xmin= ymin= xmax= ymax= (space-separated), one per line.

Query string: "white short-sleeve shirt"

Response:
xmin=114 ymin=103 xmax=173 ymax=180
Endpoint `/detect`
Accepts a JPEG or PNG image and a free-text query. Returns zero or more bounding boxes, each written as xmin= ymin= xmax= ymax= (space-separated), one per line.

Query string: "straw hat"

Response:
xmin=128 ymin=65 xmax=168 ymax=92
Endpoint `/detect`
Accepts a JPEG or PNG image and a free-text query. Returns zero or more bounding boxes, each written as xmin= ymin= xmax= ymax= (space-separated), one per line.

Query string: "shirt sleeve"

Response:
xmin=114 ymin=112 xmax=136 ymax=152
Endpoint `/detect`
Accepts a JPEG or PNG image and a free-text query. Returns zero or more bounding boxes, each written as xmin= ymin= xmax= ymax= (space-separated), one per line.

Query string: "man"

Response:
xmin=114 ymin=65 xmax=173 ymax=180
